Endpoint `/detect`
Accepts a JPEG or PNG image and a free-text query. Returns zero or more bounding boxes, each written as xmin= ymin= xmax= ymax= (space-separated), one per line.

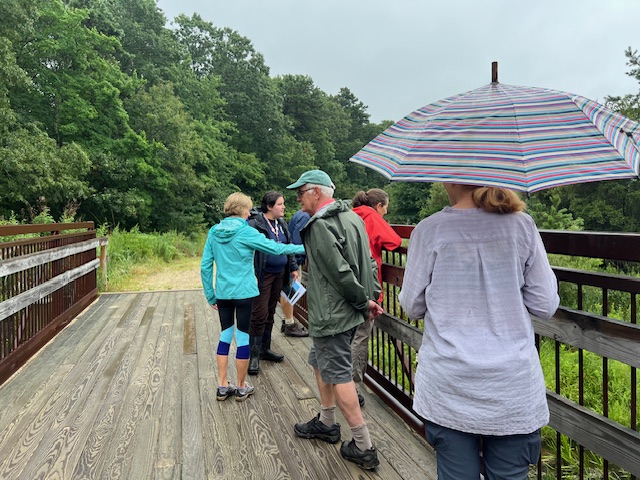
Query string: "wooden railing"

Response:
xmin=0 ymin=222 xmax=107 ymax=385
xmin=296 ymin=227 xmax=640 ymax=479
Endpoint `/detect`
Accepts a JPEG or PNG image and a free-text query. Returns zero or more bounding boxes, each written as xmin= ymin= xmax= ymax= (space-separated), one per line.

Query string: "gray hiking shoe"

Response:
xmin=216 ymin=383 xmax=237 ymax=401
xmin=235 ymin=383 xmax=255 ymax=402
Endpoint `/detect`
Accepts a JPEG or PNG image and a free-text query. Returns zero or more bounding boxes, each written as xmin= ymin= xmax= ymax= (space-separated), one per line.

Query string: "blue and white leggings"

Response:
xmin=215 ymin=298 xmax=253 ymax=360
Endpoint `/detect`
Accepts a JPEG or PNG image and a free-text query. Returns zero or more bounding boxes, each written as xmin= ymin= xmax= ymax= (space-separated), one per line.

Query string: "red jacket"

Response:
xmin=353 ymin=205 xmax=402 ymax=299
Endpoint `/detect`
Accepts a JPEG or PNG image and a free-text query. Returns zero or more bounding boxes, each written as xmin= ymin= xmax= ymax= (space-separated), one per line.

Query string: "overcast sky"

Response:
xmin=155 ymin=0 xmax=640 ymax=123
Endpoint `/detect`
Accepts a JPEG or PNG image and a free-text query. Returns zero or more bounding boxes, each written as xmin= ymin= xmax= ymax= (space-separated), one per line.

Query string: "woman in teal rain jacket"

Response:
xmin=201 ymin=192 xmax=305 ymax=402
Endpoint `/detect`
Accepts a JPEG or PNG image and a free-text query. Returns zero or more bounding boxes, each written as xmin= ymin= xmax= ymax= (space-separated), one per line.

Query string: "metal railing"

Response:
xmin=0 ymin=222 xmax=107 ymax=385
xmin=296 ymin=227 xmax=640 ymax=479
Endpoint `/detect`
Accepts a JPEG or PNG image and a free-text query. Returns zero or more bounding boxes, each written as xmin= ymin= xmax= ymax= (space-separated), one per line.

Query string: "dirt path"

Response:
xmin=108 ymin=256 xmax=203 ymax=292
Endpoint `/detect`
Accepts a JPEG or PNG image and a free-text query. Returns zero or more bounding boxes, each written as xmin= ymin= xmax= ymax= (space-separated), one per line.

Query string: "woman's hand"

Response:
xmin=211 ymin=303 xmax=218 ymax=310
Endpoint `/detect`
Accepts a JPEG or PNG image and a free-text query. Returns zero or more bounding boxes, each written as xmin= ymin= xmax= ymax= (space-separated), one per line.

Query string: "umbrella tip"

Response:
xmin=492 ymin=62 xmax=498 ymax=83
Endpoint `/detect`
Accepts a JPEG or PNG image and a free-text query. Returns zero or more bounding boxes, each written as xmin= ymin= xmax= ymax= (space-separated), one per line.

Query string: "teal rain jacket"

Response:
xmin=201 ymin=216 xmax=305 ymax=305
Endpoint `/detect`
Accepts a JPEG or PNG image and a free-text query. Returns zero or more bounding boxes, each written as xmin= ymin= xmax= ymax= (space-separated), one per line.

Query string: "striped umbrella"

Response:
xmin=350 ymin=65 xmax=640 ymax=193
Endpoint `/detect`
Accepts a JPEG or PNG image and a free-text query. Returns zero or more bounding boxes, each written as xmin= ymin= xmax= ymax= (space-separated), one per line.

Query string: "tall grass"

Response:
xmin=99 ymin=226 xmax=205 ymax=291
xmin=538 ymin=339 xmax=638 ymax=479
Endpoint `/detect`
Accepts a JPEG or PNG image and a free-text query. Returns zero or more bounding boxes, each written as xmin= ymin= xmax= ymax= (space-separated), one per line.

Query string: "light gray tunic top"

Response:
xmin=398 ymin=207 xmax=559 ymax=435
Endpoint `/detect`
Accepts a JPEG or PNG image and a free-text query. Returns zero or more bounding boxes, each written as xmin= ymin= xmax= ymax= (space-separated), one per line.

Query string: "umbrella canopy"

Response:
xmin=350 ymin=72 xmax=640 ymax=193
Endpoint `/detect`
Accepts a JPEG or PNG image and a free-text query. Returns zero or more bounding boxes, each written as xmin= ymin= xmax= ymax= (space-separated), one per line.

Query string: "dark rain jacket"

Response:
xmin=247 ymin=208 xmax=298 ymax=287
xmin=300 ymin=200 xmax=381 ymax=337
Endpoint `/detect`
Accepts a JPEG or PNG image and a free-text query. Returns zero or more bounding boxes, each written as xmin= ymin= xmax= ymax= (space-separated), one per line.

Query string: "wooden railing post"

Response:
xmin=99 ymin=238 xmax=108 ymax=287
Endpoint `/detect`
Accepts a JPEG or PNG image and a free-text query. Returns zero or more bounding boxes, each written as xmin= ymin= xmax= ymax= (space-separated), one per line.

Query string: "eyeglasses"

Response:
xmin=296 ymin=187 xmax=315 ymax=198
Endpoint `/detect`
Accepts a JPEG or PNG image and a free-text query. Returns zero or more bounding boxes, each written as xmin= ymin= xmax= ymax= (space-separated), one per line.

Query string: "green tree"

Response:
xmin=6 ymin=0 xmax=175 ymax=229
xmin=332 ymin=88 xmax=388 ymax=191
xmin=65 ymin=0 xmax=184 ymax=84
xmin=527 ymin=192 xmax=584 ymax=230
xmin=174 ymin=14 xmax=285 ymax=161
xmin=0 ymin=125 xmax=90 ymax=217
xmin=560 ymin=181 xmax=640 ymax=232
xmin=9 ymin=1 xmax=140 ymax=147
xmin=385 ymin=183 xmax=432 ymax=224
xmin=419 ymin=182 xmax=449 ymax=218
xmin=605 ymin=47 xmax=640 ymax=122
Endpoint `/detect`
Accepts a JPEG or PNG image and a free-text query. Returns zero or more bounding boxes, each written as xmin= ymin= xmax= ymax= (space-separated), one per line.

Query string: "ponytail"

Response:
xmin=471 ymin=187 xmax=526 ymax=214
xmin=352 ymin=188 xmax=389 ymax=209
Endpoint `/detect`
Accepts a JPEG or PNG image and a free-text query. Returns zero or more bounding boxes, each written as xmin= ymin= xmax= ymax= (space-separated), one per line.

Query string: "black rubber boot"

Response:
xmin=248 ymin=335 xmax=262 ymax=375
xmin=260 ymin=324 xmax=284 ymax=362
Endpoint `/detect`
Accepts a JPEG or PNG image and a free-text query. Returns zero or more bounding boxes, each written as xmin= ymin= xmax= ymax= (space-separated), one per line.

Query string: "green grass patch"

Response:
xmin=99 ymin=226 xmax=205 ymax=292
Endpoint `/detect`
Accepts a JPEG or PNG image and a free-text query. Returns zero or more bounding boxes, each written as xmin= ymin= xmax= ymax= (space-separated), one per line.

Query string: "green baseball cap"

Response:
xmin=287 ymin=170 xmax=335 ymax=189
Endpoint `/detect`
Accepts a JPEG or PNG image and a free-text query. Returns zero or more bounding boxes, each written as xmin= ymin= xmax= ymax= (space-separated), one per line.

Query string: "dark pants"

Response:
xmin=426 ymin=421 xmax=541 ymax=480
xmin=249 ymin=272 xmax=284 ymax=336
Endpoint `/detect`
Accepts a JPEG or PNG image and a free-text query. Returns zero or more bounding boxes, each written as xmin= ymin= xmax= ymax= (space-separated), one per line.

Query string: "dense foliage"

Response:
xmin=0 ymin=0 xmax=389 ymax=232
xmin=1 ymin=1 xmax=639 ymax=233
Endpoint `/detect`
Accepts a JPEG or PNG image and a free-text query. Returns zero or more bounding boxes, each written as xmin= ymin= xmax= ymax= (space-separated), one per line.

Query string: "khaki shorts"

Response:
xmin=308 ymin=327 xmax=356 ymax=385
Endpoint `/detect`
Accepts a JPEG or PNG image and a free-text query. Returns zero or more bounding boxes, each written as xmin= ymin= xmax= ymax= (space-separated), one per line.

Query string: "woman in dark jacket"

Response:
xmin=247 ymin=191 xmax=300 ymax=375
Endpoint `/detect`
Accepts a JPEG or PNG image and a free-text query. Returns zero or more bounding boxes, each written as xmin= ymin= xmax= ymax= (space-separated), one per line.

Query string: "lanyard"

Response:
xmin=265 ymin=215 xmax=282 ymax=242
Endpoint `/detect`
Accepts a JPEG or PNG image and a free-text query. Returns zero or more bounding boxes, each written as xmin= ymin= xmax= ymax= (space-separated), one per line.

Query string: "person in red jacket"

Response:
xmin=351 ymin=188 xmax=402 ymax=406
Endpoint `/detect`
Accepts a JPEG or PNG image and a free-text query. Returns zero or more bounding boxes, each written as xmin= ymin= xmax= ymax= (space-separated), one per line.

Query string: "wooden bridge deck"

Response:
xmin=0 ymin=290 xmax=436 ymax=479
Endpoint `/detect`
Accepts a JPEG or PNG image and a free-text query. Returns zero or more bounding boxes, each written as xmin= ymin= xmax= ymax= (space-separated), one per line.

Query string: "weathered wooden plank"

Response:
xmin=183 ymin=303 xmax=196 ymax=355
xmin=128 ymin=418 xmax=158 ymax=479
xmin=0 ymin=238 xmax=106 ymax=277
xmin=360 ymin=387 xmax=437 ymax=479
xmin=0 ymin=295 xmax=116 ymax=429
xmin=199 ymin=376 xmax=236 ymax=478
xmin=540 ymin=229 xmax=640 ymax=262
xmin=139 ymin=292 xmax=175 ymax=423
xmin=0 ymin=294 xmax=151 ymax=479
xmin=0 ymin=222 xmax=94 ymax=237
xmin=548 ymin=391 xmax=640 ymax=476
xmin=374 ymin=313 xmax=423 ymax=352
xmin=553 ymin=266 xmax=640 ymax=294
xmin=18 ymin=342 xmax=129 ymax=480
xmin=0 ymin=259 xmax=99 ymax=319
xmin=182 ymin=355 xmax=206 ymax=479
xmin=230 ymin=389 xmax=291 ymax=479
xmin=73 ymin=293 xmax=157 ymax=479
xmin=97 ymin=292 xmax=168 ymax=479
xmin=194 ymin=294 xmax=216 ymax=381
xmin=533 ymin=308 xmax=640 ymax=368
xmin=0 ymin=295 xmax=133 ymax=438
xmin=154 ymin=290 xmax=182 ymax=477
xmin=153 ymin=463 xmax=180 ymax=480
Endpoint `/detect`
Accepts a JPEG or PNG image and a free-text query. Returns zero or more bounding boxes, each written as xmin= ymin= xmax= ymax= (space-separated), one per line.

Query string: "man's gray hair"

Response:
xmin=307 ymin=183 xmax=335 ymax=198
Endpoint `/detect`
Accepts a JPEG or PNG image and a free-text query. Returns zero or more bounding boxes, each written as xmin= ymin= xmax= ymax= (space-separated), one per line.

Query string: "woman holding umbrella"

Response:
xmin=398 ymin=183 xmax=559 ymax=479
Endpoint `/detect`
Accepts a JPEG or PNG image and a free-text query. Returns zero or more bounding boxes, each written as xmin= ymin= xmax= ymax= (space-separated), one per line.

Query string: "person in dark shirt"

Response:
xmin=278 ymin=208 xmax=312 ymax=337
xmin=247 ymin=191 xmax=301 ymax=375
